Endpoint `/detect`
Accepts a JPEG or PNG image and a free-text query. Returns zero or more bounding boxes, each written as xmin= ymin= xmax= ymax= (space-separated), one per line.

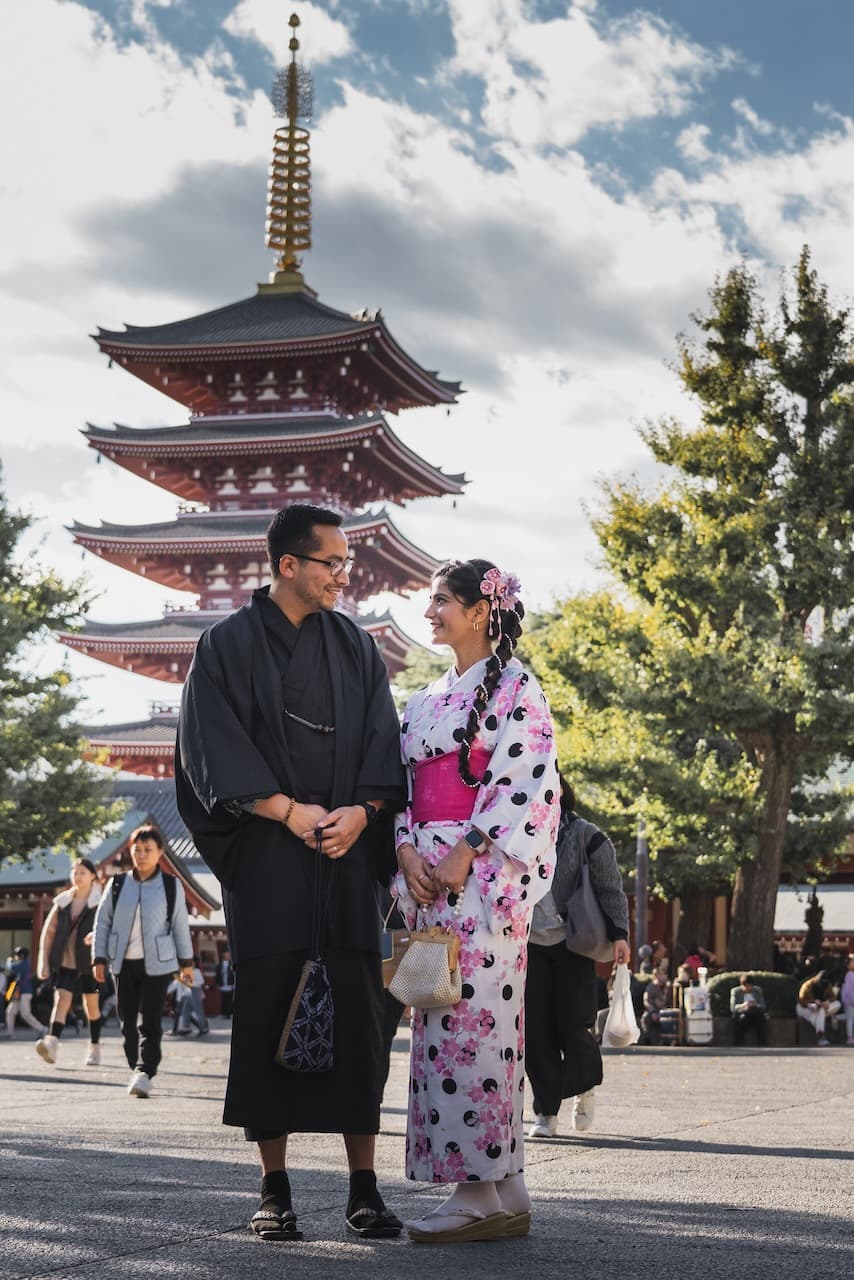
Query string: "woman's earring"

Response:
xmin=474 ymin=620 xmax=480 ymax=632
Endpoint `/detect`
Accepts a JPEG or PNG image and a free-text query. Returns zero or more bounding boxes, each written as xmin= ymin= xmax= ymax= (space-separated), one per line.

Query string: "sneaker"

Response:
xmin=128 ymin=1070 xmax=151 ymax=1098
xmin=528 ymin=1113 xmax=558 ymax=1139
xmin=84 ymin=1044 xmax=101 ymax=1066
xmin=817 ymin=1037 xmax=830 ymax=1047
xmin=35 ymin=1034 xmax=59 ymax=1064
xmin=572 ymin=1090 xmax=596 ymax=1132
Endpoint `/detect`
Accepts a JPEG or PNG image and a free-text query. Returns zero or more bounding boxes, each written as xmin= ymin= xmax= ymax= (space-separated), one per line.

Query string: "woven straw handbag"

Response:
xmin=389 ymin=919 xmax=462 ymax=1010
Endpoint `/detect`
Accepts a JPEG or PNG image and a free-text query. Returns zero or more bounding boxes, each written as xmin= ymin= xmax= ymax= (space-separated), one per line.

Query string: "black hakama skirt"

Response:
xmin=223 ymin=948 xmax=384 ymax=1136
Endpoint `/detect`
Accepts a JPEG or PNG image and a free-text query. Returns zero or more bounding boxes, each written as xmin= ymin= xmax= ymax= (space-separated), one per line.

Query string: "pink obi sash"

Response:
xmin=410 ymin=748 xmax=491 ymax=824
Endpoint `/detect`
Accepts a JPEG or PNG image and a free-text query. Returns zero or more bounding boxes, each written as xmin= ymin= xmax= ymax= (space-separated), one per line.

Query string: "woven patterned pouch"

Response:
xmin=274 ymin=956 xmax=334 ymax=1072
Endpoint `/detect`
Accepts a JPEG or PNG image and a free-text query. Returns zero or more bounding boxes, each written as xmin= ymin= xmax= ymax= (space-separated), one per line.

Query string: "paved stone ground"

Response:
xmin=1 ymin=1021 xmax=852 ymax=1279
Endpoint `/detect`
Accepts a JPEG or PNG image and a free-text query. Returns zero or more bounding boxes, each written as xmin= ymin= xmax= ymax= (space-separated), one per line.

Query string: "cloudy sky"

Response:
xmin=3 ymin=0 xmax=854 ymax=725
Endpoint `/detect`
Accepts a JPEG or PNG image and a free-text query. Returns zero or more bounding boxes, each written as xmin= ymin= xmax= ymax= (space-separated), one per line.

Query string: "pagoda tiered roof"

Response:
xmin=94 ymin=288 xmax=460 ymax=416
xmin=83 ymin=706 xmax=179 ymax=777
xmin=60 ymin=608 xmax=421 ymax=682
xmin=83 ymin=413 xmax=466 ymax=508
xmin=68 ymin=508 xmax=440 ymax=601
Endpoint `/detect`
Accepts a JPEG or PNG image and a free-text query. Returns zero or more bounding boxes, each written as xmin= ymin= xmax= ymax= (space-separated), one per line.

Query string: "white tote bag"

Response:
xmin=602 ymin=964 xmax=641 ymax=1048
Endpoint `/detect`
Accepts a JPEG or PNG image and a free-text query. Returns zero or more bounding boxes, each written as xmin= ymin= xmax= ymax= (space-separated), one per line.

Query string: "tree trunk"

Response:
xmin=674 ymin=886 xmax=714 ymax=959
xmin=728 ymin=737 xmax=794 ymax=971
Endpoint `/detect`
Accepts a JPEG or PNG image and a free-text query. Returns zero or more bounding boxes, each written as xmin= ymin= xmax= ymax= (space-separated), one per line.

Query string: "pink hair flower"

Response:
xmin=480 ymin=568 xmax=521 ymax=608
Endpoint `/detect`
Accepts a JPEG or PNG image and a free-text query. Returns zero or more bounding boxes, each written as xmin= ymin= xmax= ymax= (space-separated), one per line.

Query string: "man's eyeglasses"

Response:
xmin=283 ymin=553 xmax=355 ymax=578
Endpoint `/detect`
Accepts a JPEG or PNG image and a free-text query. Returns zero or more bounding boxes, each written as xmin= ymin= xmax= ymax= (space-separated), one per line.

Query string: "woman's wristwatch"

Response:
xmin=463 ymin=828 xmax=486 ymax=852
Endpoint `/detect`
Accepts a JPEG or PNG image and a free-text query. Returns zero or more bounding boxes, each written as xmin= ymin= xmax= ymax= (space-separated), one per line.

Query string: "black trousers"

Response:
xmin=525 ymin=942 xmax=602 ymax=1116
xmin=116 ymin=960 xmax=170 ymax=1078
xmin=733 ymin=1006 xmax=767 ymax=1045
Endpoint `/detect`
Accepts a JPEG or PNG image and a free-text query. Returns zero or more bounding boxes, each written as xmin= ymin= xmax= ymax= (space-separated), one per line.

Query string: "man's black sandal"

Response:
xmin=345 ymin=1206 xmax=403 ymax=1238
xmin=249 ymin=1208 xmax=304 ymax=1242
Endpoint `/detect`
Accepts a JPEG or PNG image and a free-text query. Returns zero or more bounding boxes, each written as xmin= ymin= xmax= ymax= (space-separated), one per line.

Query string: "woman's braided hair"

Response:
xmin=434 ymin=559 xmax=525 ymax=788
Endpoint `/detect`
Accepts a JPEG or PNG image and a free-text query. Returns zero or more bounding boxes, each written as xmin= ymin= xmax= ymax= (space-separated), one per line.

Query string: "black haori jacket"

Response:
xmin=175 ymin=590 xmax=405 ymax=963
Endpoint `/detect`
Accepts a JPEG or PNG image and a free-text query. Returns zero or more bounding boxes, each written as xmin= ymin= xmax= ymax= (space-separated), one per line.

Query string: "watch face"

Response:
xmin=465 ymin=830 xmax=484 ymax=850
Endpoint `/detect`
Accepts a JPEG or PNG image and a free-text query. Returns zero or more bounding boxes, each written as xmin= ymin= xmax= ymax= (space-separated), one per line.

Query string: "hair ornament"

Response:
xmin=479 ymin=568 xmax=522 ymax=637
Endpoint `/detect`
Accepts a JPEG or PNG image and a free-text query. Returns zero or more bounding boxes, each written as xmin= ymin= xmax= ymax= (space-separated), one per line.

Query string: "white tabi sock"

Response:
xmin=496 ymin=1171 xmax=531 ymax=1215
xmin=409 ymin=1181 xmax=502 ymax=1232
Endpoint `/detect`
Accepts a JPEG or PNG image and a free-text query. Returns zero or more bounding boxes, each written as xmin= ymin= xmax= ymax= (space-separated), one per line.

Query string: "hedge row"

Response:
xmin=705 ymin=971 xmax=799 ymax=1019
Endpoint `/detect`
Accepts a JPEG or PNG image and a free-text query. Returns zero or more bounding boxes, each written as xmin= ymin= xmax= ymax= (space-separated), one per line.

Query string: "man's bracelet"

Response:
xmin=282 ymin=796 xmax=296 ymax=827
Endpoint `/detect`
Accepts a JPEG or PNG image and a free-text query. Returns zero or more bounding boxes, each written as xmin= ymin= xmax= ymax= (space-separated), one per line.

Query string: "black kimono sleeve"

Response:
xmin=352 ymin=640 xmax=406 ymax=884
xmin=175 ymin=620 xmax=282 ymax=886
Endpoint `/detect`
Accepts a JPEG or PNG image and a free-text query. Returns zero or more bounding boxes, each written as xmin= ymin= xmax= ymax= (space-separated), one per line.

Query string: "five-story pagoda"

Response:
xmin=62 ymin=15 xmax=463 ymax=775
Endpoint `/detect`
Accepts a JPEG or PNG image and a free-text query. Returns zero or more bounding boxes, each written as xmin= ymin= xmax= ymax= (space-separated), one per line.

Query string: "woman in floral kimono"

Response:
xmin=394 ymin=559 xmax=560 ymax=1243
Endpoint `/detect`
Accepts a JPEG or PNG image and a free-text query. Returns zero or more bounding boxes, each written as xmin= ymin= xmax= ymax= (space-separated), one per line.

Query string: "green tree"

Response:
xmin=0 ymin=481 xmax=119 ymax=868
xmin=392 ymin=645 xmax=447 ymax=712
xmin=530 ymin=250 xmax=854 ymax=968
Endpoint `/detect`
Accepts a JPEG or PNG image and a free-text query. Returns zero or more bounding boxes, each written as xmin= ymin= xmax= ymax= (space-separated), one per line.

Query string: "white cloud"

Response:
xmin=676 ymin=122 xmax=713 ymax=164
xmin=445 ymin=0 xmax=731 ymax=147
xmin=651 ymin=114 xmax=854 ymax=289
xmin=223 ymin=0 xmax=353 ymax=64
xmin=731 ymin=96 xmax=775 ymax=136
xmin=4 ymin=0 xmax=854 ymax=728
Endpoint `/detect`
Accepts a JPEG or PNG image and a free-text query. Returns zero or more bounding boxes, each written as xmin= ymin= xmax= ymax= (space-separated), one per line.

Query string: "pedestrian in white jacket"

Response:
xmin=92 ymin=825 xmax=193 ymax=1098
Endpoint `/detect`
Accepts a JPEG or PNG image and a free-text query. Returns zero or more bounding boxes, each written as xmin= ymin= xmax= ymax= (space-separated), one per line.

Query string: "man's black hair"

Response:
xmin=267 ymin=504 xmax=343 ymax=577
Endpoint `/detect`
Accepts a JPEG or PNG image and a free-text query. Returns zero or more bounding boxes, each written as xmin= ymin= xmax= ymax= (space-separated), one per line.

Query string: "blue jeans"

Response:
xmin=179 ymin=986 xmax=209 ymax=1033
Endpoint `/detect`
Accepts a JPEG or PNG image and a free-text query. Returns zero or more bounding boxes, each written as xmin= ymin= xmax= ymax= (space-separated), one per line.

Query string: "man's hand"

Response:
xmin=93 ymin=963 xmax=105 ymax=984
xmin=430 ymin=840 xmax=477 ymax=897
xmin=612 ymin=939 xmax=631 ymax=966
xmin=178 ymin=966 xmax=194 ymax=987
xmin=311 ymin=806 xmax=367 ymax=859
xmin=290 ymin=802 xmax=330 ymax=838
xmin=255 ymin=795 xmax=329 ymax=833
xmin=398 ymin=842 xmax=438 ymax=905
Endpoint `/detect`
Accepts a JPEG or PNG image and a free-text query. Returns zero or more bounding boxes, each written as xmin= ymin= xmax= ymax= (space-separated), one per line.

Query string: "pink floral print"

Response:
xmin=394 ymin=657 xmax=559 ymax=1184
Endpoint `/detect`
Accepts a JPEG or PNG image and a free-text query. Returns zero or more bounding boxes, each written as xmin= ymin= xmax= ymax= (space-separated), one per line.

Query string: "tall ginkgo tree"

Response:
xmin=531 ymin=251 xmax=854 ymax=968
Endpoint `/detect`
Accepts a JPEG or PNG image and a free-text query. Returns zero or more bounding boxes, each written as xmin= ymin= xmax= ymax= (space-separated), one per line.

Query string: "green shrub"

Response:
xmin=707 ymin=970 xmax=798 ymax=1019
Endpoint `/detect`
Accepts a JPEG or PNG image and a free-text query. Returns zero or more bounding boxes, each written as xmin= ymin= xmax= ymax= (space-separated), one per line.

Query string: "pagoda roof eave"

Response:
xmin=83 ymin=415 xmax=467 ymax=497
xmin=93 ymin=289 xmax=460 ymax=406
xmin=68 ymin=508 xmax=440 ymax=579
xmin=64 ymin=607 xmax=423 ymax=653
xmin=94 ymin=289 xmax=373 ymax=347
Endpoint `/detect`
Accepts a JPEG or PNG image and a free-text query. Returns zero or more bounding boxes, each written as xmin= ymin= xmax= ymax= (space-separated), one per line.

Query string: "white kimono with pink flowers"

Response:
xmin=393 ymin=657 xmax=559 ymax=1184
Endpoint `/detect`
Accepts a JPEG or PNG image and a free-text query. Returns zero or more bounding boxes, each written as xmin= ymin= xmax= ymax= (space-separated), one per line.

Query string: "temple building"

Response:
xmin=60 ymin=13 xmax=463 ymax=778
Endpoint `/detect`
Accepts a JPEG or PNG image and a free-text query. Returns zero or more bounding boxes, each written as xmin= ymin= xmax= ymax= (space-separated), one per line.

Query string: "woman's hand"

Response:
xmin=398 ymin=842 xmax=438 ymax=905
xmin=612 ymin=939 xmax=631 ymax=966
xmin=93 ymin=963 xmax=106 ymax=984
xmin=311 ymin=806 xmax=367 ymax=859
xmin=430 ymin=841 xmax=476 ymax=897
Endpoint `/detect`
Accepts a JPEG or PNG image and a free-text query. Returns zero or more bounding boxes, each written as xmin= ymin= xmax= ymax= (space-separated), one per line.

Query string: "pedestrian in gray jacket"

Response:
xmin=92 ymin=825 xmax=193 ymax=1098
xmin=525 ymin=777 xmax=630 ymax=1139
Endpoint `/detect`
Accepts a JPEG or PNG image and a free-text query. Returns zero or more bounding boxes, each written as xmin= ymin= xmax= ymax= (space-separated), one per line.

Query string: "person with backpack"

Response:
xmin=525 ymin=777 xmax=630 ymax=1139
xmin=92 ymin=825 xmax=194 ymax=1097
xmin=35 ymin=857 xmax=104 ymax=1066
xmin=4 ymin=946 xmax=47 ymax=1040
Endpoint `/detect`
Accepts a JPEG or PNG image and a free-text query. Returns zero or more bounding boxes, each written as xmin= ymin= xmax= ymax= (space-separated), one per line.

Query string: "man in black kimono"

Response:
xmin=175 ymin=504 xmax=405 ymax=1242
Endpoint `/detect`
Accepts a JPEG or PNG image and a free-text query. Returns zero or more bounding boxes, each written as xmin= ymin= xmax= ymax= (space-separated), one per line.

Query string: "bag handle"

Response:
xmin=310 ymin=828 xmax=335 ymax=959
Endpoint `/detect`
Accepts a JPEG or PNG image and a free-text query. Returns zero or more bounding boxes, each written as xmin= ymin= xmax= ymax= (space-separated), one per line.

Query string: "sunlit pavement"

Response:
xmin=1 ymin=1021 xmax=852 ymax=1278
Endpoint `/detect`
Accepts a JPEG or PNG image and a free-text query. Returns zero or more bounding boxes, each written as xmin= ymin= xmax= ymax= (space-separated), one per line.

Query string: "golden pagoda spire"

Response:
xmin=262 ymin=12 xmax=313 ymax=293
